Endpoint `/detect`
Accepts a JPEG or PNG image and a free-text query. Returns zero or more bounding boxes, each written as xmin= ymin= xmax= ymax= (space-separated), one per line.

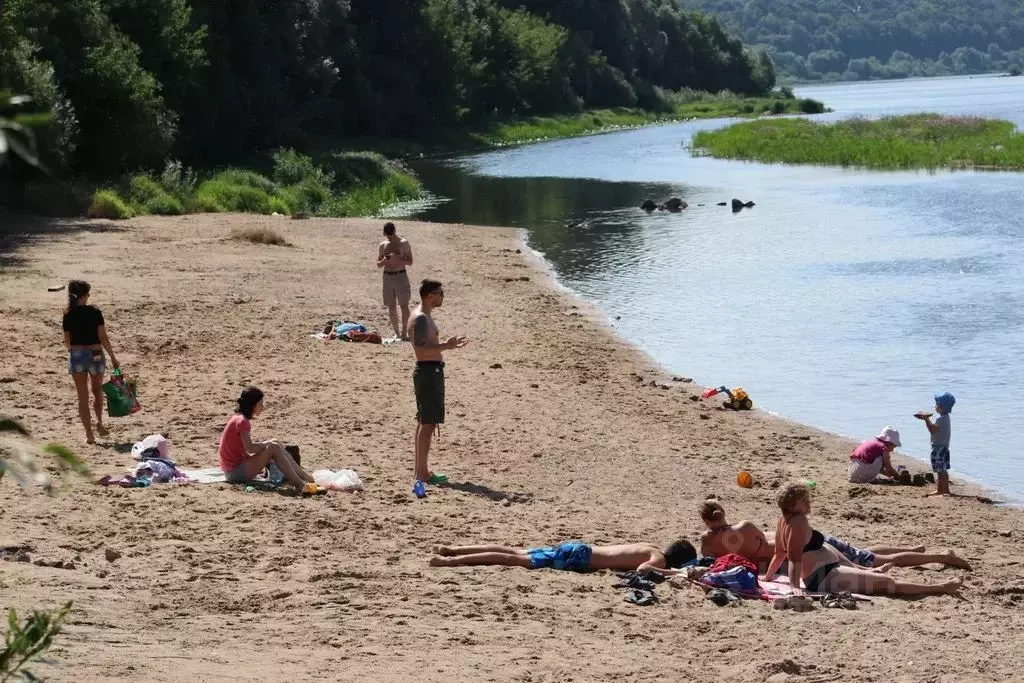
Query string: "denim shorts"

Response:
xmin=68 ymin=348 xmax=105 ymax=376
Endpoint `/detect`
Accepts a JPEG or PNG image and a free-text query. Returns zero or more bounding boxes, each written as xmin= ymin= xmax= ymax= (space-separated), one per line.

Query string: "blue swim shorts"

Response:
xmin=68 ymin=348 xmax=105 ymax=376
xmin=930 ymin=445 xmax=950 ymax=473
xmin=824 ymin=534 xmax=876 ymax=567
xmin=527 ymin=542 xmax=593 ymax=572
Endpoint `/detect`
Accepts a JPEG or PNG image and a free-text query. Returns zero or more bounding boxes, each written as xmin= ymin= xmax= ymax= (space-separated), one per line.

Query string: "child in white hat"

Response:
xmin=847 ymin=426 xmax=901 ymax=484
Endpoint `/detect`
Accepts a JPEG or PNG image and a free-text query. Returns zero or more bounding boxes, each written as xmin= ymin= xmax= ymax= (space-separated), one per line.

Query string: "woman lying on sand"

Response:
xmin=765 ymin=483 xmax=961 ymax=596
xmin=430 ymin=539 xmax=697 ymax=574
xmin=219 ymin=387 xmax=316 ymax=490
xmin=699 ymin=499 xmax=971 ymax=570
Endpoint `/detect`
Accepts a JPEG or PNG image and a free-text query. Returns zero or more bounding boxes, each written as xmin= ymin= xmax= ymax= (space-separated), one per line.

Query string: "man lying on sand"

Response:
xmin=430 ymin=540 xmax=697 ymax=574
xmin=699 ymin=499 xmax=970 ymax=570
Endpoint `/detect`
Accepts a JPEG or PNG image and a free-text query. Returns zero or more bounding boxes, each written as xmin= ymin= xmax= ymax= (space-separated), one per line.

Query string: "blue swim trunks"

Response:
xmin=527 ymin=542 xmax=593 ymax=571
xmin=824 ymin=535 xmax=876 ymax=567
xmin=930 ymin=445 xmax=950 ymax=473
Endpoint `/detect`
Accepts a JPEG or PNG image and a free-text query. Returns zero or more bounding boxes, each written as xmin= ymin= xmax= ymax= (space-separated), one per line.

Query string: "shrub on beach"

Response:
xmin=230 ymin=226 xmax=291 ymax=247
xmin=86 ymin=189 xmax=134 ymax=219
xmin=128 ymin=175 xmax=183 ymax=215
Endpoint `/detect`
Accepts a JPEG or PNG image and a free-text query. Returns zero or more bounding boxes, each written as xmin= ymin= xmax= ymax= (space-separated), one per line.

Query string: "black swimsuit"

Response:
xmin=801 ymin=528 xmax=838 ymax=592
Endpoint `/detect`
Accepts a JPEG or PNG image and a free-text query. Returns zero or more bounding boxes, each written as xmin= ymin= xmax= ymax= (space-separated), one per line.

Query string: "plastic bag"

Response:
xmin=312 ymin=469 xmax=364 ymax=492
xmin=102 ymin=368 xmax=141 ymax=417
xmin=131 ymin=434 xmax=170 ymax=460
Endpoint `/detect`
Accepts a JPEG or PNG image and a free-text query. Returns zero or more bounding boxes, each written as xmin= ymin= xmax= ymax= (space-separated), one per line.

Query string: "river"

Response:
xmin=396 ymin=74 xmax=1024 ymax=502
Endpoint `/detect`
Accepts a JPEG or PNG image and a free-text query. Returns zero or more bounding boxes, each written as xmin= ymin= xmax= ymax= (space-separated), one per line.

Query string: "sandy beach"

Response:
xmin=1 ymin=212 xmax=1023 ymax=682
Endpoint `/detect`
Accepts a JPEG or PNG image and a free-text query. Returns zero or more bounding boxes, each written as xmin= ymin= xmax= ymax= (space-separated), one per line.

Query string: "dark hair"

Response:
xmin=700 ymin=499 xmax=725 ymax=523
xmin=664 ymin=539 xmax=697 ymax=568
xmin=383 ymin=222 xmax=396 ymax=236
xmin=419 ymin=279 xmax=443 ymax=298
xmin=235 ymin=387 xmax=264 ymax=419
xmin=777 ymin=483 xmax=810 ymax=516
xmin=65 ymin=280 xmax=90 ymax=314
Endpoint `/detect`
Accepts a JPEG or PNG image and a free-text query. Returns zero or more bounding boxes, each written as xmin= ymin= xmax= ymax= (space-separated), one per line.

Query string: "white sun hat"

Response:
xmin=876 ymin=426 xmax=901 ymax=447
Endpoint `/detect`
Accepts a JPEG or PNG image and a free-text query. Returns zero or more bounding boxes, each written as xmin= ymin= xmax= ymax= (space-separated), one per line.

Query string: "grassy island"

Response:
xmin=690 ymin=114 xmax=1024 ymax=170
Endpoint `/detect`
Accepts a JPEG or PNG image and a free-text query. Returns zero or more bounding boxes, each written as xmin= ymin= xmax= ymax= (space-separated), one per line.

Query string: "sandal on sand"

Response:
xmin=706 ymin=588 xmax=740 ymax=607
xmin=775 ymin=595 xmax=814 ymax=612
xmin=624 ymin=589 xmax=659 ymax=606
xmin=427 ymin=473 xmax=448 ymax=485
xmin=820 ymin=592 xmax=858 ymax=610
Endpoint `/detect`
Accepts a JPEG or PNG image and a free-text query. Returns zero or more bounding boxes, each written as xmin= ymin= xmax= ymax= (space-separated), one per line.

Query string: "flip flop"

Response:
xmin=301 ymin=483 xmax=328 ymax=496
xmin=613 ymin=574 xmax=656 ymax=591
xmin=706 ymin=588 xmax=740 ymax=607
xmin=427 ymin=473 xmax=448 ymax=485
xmin=624 ymin=589 xmax=659 ymax=606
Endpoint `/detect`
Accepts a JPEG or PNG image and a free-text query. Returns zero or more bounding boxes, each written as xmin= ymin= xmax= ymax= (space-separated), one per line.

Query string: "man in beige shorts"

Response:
xmin=377 ymin=222 xmax=413 ymax=340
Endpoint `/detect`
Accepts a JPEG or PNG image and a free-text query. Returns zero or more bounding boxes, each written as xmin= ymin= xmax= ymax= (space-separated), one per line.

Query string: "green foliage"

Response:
xmin=1 ymin=0 xmax=772 ymax=191
xmin=0 ymin=416 xmax=87 ymax=492
xmin=0 ymin=92 xmax=47 ymax=171
xmin=691 ymin=114 xmax=1024 ymax=170
xmin=86 ymin=189 xmax=134 ymax=219
xmin=677 ymin=0 xmax=1024 ymax=82
xmin=128 ymin=174 xmax=183 ymax=215
xmin=1 ymin=601 xmax=73 ymax=682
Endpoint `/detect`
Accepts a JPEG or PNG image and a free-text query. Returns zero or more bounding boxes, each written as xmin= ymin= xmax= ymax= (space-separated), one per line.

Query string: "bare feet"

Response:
xmin=86 ymin=435 xmax=96 ymax=445
xmin=942 ymin=550 xmax=972 ymax=570
xmin=96 ymin=424 xmax=109 ymax=437
xmin=429 ymin=556 xmax=453 ymax=567
xmin=432 ymin=545 xmax=455 ymax=556
xmin=872 ymin=563 xmax=894 ymax=574
xmin=927 ymin=491 xmax=950 ymax=497
xmin=941 ymin=578 xmax=963 ymax=594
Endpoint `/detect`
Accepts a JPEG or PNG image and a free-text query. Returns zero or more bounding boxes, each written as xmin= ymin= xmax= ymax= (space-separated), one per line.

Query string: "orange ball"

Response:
xmin=736 ymin=470 xmax=753 ymax=488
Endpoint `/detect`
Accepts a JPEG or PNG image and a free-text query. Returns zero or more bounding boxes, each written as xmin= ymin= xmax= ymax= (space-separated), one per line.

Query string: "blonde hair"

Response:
xmin=700 ymin=499 xmax=725 ymax=523
xmin=777 ymin=483 xmax=810 ymax=516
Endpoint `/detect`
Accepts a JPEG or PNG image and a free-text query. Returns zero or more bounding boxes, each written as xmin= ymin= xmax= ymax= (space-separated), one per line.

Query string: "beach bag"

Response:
xmin=102 ymin=368 xmax=141 ymax=417
xmin=702 ymin=566 xmax=759 ymax=593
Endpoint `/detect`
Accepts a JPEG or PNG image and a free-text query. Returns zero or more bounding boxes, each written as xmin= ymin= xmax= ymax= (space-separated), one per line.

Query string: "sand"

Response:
xmin=1 ymin=212 xmax=1023 ymax=682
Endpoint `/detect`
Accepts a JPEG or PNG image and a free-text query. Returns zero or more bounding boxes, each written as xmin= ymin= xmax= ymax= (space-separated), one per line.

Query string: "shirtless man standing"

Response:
xmin=409 ymin=279 xmax=468 ymax=498
xmin=377 ymin=222 xmax=414 ymax=340
xmin=429 ymin=539 xmax=697 ymax=574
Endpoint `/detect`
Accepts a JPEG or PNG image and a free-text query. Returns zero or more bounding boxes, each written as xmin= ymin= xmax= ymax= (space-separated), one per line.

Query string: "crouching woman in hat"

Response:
xmin=848 ymin=426 xmax=901 ymax=484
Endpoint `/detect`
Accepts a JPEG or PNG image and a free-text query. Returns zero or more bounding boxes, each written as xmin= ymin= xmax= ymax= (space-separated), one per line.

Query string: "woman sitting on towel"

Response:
xmin=764 ymin=483 xmax=962 ymax=597
xmin=219 ymin=387 xmax=315 ymax=490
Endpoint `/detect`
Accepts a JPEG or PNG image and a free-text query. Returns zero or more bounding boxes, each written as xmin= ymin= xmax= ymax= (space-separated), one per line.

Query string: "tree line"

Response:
xmin=677 ymin=0 xmax=1024 ymax=81
xmin=0 ymin=0 xmax=775 ymax=180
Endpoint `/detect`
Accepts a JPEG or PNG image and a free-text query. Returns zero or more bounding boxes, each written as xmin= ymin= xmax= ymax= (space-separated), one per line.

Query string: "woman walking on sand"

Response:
xmin=764 ymin=483 xmax=962 ymax=597
xmin=218 ymin=387 xmax=317 ymax=491
xmin=62 ymin=280 xmax=120 ymax=444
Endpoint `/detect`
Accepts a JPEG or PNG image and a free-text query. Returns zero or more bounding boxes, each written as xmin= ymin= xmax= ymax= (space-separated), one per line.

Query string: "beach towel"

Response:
xmin=180 ymin=468 xmax=227 ymax=484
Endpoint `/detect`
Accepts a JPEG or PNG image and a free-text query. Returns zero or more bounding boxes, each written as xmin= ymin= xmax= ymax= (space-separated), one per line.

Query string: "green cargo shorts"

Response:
xmin=414 ymin=361 xmax=445 ymax=425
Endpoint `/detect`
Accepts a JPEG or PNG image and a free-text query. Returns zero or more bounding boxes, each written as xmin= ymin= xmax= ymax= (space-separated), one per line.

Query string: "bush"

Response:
xmin=771 ymin=99 xmax=787 ymax=114
xmin=230 ymin=226 xmax=291 ymax=246
xmin=159 ymin=160 xmax=197 ymax=198
xmin=798 ymin=98 xmax=826 ymax=114
xmin=273 ymin=148 xmax=333 ymax=187
xmin=128 ymin=175 xmax=184 ymax=215
xmin=195 ymin=171 xmax=287 ymax=214
xmin=86 ymin=189 xmax=134 ymax=219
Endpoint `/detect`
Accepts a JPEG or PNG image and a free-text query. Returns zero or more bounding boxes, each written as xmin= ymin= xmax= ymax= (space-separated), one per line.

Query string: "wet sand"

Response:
xmin=1 ymin=212 xmax=1023 ymax=682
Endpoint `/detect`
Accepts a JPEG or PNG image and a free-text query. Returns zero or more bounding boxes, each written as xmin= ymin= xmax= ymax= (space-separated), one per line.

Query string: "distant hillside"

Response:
xmin=676 ymin=0 xmax=1024 ymax=81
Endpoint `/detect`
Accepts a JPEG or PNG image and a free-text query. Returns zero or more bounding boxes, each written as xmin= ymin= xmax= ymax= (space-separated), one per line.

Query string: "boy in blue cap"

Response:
xmin=915 ymin=392 xmax=956 ymax=496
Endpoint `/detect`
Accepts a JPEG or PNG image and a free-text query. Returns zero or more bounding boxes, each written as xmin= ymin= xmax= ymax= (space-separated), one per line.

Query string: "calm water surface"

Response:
xmin=398 ymin=75 xmax=1024 ymax=501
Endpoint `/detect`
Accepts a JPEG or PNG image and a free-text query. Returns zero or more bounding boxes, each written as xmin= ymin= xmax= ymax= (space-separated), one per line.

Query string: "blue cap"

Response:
xmin=934 ymin=392 xmax=956 ymax=413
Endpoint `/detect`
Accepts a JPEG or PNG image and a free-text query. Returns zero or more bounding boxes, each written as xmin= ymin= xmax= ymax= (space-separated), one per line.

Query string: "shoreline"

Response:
xmin=3 ymin=214 xmax=1024 ymax=681
xmin=516 ymin=228 xmax=1015 ymax=507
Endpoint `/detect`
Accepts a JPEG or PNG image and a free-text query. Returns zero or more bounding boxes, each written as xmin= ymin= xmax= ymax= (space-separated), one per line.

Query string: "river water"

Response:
xmin=398 ymin=75 xmax=1024 ymax=501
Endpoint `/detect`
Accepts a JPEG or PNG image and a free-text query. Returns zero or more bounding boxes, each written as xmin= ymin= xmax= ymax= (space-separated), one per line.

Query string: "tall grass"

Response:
xmin=477 ymin=91 xmax=827 ymax=146
xmin=691 ymin=114 xmax=1024 ymax=170
xmin=86 ymin=150 xmax=422 ymax=219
